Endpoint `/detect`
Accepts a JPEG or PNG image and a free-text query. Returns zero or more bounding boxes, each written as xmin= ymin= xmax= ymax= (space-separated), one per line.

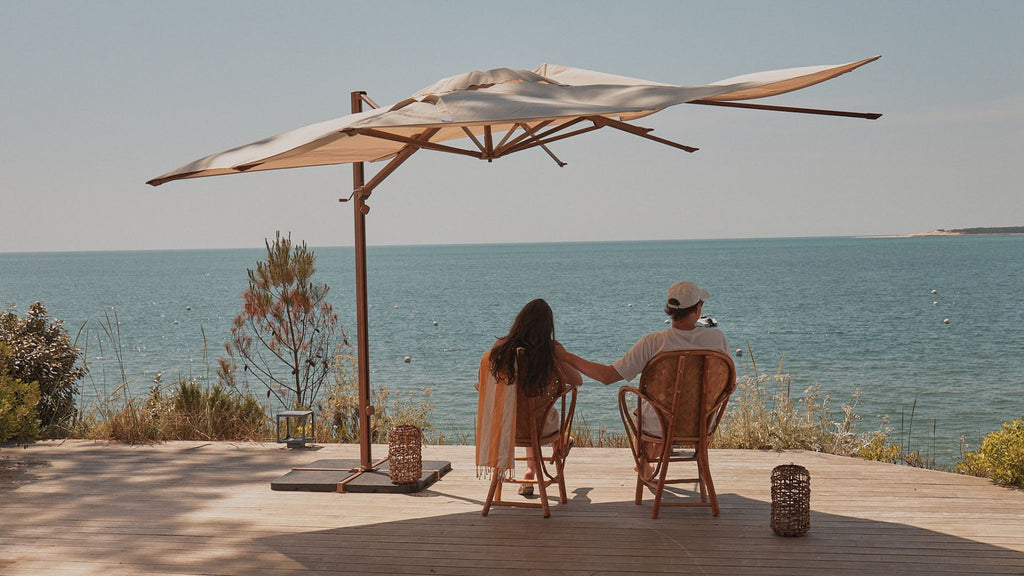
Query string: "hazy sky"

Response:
xmin=2 ymin=1 xmax=1021 ymax=253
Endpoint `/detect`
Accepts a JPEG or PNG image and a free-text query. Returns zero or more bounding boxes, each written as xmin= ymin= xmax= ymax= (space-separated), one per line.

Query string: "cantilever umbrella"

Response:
xmin=148 ymin=56 xmax=881 ymax=478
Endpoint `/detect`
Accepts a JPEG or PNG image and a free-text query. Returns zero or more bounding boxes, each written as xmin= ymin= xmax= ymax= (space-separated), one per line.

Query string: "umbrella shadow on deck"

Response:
xmin=255 ymin=490 xmax=1024 ymax=575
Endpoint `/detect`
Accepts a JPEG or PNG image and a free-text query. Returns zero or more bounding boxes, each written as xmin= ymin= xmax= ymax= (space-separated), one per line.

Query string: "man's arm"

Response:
xmin=561 ymin=351 xmax=622 ymax=385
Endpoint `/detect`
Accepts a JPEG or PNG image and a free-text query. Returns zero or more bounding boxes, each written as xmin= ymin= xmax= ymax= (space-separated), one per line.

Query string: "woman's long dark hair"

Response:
xmin=489 ymin=299 xmax=556 ymax=398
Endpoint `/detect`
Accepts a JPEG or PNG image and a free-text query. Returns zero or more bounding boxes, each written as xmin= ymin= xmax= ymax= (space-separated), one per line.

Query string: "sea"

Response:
xmin=2 ymin=236 xmax=1022 ymax=464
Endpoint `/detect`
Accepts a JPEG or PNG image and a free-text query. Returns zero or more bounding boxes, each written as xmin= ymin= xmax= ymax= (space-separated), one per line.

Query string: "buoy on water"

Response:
xmin=931 ymin=289 xmax=938 ymax=294
xmin=943 ymin=318 xmax=951 ymax=324
xmin=404 ymin=355 xmax=412 ymax=363
xmin=432 ymin=320 xmax=438 ymax=326
xmin=735 ymin=349 xmax=743 ymax=357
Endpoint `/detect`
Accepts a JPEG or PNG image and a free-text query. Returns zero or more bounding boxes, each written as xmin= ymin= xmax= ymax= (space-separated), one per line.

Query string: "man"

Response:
xmin=561 ymin=281 xmax=728 ymax=475
xmin=562 ymin=280 xmax=729 ymax=385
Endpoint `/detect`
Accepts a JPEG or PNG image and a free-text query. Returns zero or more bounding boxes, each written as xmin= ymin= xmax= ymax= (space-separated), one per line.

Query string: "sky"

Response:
xmin=1 ymin=1 xmax=1021 ymax=253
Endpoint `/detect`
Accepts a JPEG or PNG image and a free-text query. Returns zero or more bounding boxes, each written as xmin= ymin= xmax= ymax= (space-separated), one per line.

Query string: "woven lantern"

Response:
xmin=388 ymin=425 xmax=422 ymax=484
xmin=771 ymin=464 xmax=811 ymax=536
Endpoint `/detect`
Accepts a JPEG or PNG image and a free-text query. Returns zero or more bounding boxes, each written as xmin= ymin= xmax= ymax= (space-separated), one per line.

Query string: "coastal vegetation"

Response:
xmin=2 ymin=240 xmax=1021 ymax=489
xmin=218 ymin=233 xmax=340 ymax=411
xmin=4 ymin=302 xmax=1022 ymax=488
xmin=957 ymin=417 xmax=1024 ymax=488
xmin=0 ymin=302 xmax=86 ymax=440
xmin=942 ymin=226 xmax=1024 ymax=235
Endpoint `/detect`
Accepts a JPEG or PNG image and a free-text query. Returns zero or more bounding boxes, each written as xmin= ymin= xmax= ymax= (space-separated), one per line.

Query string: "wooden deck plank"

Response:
xmin=2 ymin=441 xmax=1022 ymax=575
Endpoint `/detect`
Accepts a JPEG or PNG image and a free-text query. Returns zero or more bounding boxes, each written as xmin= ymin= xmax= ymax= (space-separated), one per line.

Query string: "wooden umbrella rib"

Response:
xmin=493 ymin=119 xmax=554 ymax=154
xmin=358 ymin=145 xmax=419 ymax=197
xmin=349 ymin=128 xmax=483 ymax=159
xmin=590 ymin=116 xmax=698 ymax=152
xmin=497 ymin=118 xmax=578 ymax=155
xmin=689 ymin=99 xmax=882 ymax=119
xmin=496 ymin=121 xmax=567 ymax=166
xmin=460 ymin=127 xmax=486 ymax=153
xmin=358 ymin=127 xmax=441 ymax=196
xmin=493 ymin=123 xmax=525 ymax=152
xmin=502 ymin=123 xmax=603 ymax=156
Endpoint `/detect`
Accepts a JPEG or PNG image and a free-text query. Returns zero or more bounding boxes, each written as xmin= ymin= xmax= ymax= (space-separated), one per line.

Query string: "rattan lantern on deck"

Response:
xmin=771 ymin=464 xmax=811 ymax=536
xmin=388 ymin=425 xmax=422 ymax=484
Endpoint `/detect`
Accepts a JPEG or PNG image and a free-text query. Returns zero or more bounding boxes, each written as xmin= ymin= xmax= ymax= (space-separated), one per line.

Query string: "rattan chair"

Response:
xmin=618 ymin=349 xmax=736 ymax=518
xmin=482 ymin=351 xmax=578 ymax=518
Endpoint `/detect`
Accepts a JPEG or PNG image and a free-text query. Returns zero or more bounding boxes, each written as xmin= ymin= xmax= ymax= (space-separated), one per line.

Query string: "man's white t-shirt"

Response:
xmin=612 ymin=326 xmax=729 ymax=382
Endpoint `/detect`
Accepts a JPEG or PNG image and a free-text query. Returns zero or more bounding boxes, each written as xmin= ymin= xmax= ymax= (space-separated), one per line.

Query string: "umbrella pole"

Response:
xmin=351 ymin=91 xmax=373 ymax=472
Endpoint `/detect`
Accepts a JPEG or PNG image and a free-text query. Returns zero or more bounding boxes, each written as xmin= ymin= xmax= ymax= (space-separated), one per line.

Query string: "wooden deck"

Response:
xmin=2 ymin=440 xmax=1022 ymax=575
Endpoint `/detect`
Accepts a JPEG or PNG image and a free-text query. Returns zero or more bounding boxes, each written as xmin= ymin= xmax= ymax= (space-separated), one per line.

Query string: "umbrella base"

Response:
xmin=271 ymin=458 xmax=452 ymax=493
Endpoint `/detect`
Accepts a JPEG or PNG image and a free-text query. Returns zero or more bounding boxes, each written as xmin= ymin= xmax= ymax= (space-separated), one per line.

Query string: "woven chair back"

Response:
xmin=638 ymin=349 xmax=736 ymax=442
xmin=512 ymin=347 xmax=567 ymax=445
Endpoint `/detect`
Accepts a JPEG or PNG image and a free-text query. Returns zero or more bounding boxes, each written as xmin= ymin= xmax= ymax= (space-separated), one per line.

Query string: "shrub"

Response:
xmin=0 ymin=302 xmax=87 ymax=435
xmin=219 ymin=233 xmax=341 ymax=411
xmin=87 ymin=379 xmax=269 ymax=443
xmin=857 ymin=416 xmax=929 ymax=467
xmin=712 ymin=373 xmax=861 ymax=456
xmin=858 ymin=428 xmax=904 ymax=464
xmin=0 ymin=360 xmax=42 ymax=444
xmin=957 ymin=417 xmax=1024 ymax=489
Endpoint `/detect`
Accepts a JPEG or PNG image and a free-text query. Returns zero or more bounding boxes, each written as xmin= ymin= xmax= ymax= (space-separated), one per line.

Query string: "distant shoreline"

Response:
xmin=861 ymin=226 xmax=1024 ymax=239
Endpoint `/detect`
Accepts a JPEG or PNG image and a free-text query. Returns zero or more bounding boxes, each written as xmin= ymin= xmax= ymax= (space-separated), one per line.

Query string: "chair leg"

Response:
xmin=554 ymin=449 xmax=568 ymax=504
xmin=698 ymin=445 xmax=719 ymax=516
xmin=482 ymin=473 xmax=501 ymax=516
xmin=532 ymin=450 xmax=551 ymax=518
xmin=634 ymin=439 xmax=648 ymax=505
xmin=650 ymin=440 xmax=673 ymax=519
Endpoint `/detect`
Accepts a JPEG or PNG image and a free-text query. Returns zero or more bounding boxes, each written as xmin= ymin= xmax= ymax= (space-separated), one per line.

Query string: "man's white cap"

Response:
xmin=666 ymin=281 xmax=709 ymax=310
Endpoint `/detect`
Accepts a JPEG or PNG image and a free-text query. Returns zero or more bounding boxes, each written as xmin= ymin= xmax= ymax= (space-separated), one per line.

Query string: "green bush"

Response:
xmin=0 ymin=361 xmax=42 ymax=444
xmin=958 ymin=417 xmax=1024 ymax=489
xmin=0 ymin=302 xmax=86 ymax=436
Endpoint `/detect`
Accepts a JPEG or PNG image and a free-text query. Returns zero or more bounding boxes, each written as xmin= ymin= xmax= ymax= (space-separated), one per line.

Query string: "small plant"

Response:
xmin=572 ymin=414 xmax=629 ymax=448
xmin=317 ymin=351 xmax=436 ymax=443
xmin=86 ymin=379 xmax=269 ymax=443
xmin=858 ymin=425 xmax=903 ymax=464
xmin=0 ymin=346 xmax=42 ymax=444
xmin=957 ymin=417 xmax=1024 ymax=489
xmin=0 ymin=302 xmax=87 ymax=436
xmin=219 ymin=233 xmax=342 ymax=411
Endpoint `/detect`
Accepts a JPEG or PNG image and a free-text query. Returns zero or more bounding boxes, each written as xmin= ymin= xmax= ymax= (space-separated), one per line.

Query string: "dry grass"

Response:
xmin=80 ymin=380 xmax=268 ymax=443
xmin=712 ymin=373 xmax=861 ymax=456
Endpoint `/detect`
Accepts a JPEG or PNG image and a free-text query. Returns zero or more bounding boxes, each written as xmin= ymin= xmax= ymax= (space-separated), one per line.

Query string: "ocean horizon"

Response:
xmin=2 ymin=235 xmax=1022 ymax=464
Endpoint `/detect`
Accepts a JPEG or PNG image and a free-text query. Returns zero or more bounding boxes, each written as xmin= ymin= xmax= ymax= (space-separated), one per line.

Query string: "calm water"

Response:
xmin=2 ymin=237 xmax=1022 ymax=462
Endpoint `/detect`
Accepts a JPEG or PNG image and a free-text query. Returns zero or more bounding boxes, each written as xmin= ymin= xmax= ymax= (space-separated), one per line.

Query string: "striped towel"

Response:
xmin=475 ymin=351 xmax=517 ymax=480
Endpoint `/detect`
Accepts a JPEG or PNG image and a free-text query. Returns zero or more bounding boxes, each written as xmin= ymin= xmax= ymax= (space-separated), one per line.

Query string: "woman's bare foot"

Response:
xmin=633 ymin=462 xmax=656 ymax=481
xmin=519 ymin=471 xmax=536 ymax=496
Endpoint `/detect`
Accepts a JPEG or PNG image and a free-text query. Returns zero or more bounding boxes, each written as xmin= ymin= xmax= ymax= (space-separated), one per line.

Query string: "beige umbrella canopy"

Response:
xmin=148 ymin=56 xmax=881 ymax=474
xmin=148 ymin=56 xmax=879 ymax=185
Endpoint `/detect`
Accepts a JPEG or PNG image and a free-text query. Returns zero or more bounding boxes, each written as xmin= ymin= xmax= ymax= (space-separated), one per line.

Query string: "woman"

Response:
xmin=476 ymin=299 xmax=582 ymax=495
